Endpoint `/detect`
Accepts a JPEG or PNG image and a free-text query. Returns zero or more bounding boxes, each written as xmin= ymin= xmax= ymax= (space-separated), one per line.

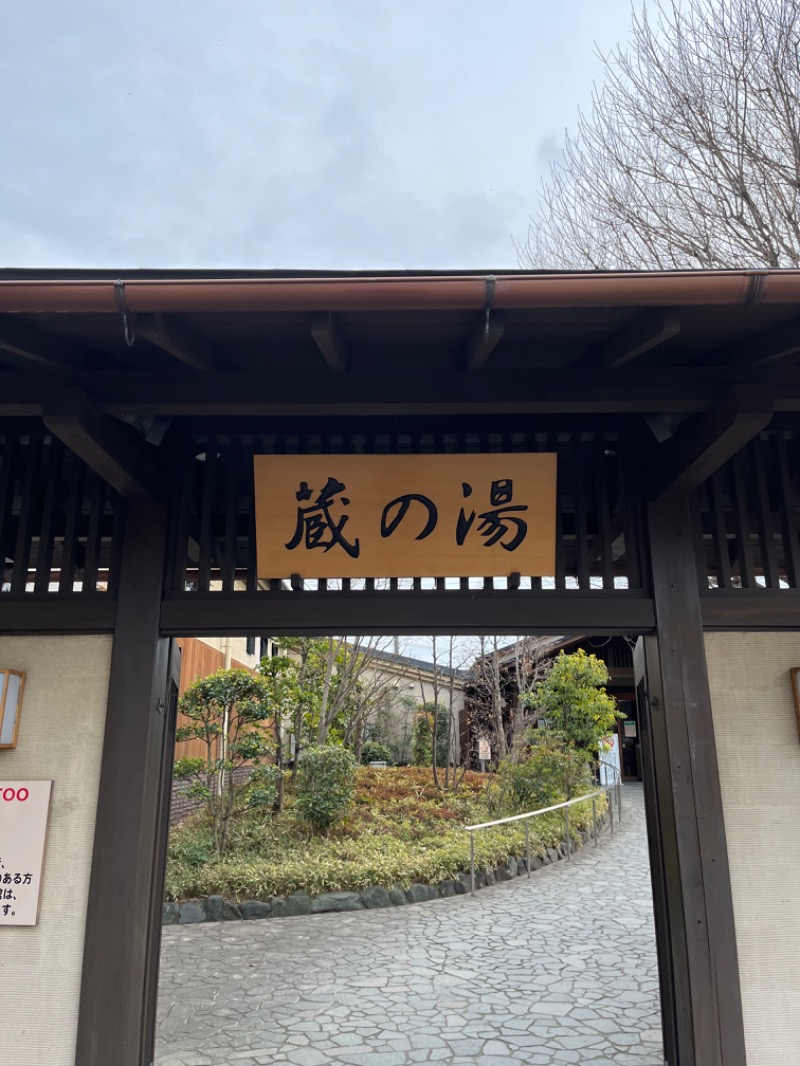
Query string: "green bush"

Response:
xmin=530 ymin=649 xmax=620 ymax=752
xmin=246 ymin=764 xmax=283 ymax=810
xmin=411 ymin=703 xmax=450 ymax=767
xmin=360 ymin=741 xmax=392 ymax=765
xmin=165 ymin=766 xmax=607 ymax=902
xmin=164 ymin=798 xmax=602 ymax=901
xmin=498 ymin=731 xmax=594 ymax=810
xmin=169 ymin=824 xmax=214 ymax=868
xmin=295 ymin=745 xmax=357 ymax=833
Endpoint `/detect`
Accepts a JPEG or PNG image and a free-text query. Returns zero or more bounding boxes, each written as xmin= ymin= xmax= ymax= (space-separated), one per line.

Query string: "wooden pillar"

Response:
xmin=643 ymin=494 xmax=746 ymax=1066
xmin=76 ymin=500 xmax=172 ymax=1066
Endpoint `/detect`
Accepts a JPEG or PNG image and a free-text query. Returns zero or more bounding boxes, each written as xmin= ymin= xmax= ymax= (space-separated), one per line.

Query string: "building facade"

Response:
xmin=0 ymin=267 xmax=798 ymax=1065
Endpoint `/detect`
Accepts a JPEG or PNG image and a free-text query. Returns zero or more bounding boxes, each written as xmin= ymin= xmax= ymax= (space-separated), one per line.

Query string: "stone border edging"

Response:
xmin=163 ymin=814 xmax=610 ymax=926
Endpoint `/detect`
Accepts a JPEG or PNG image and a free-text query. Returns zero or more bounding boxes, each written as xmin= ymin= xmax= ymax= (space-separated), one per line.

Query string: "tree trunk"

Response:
xmin=272 ymin=711 xmax=284 ymax=815
xmin=317 ymin=637 xmax=336 ymax=744
xmin=353 ymin=716 xmax=365 ymax=761
xmin=430 ymin=637 xmax=440 ymax=788
xmin=492 ymin=640 xmax=508 ymax=760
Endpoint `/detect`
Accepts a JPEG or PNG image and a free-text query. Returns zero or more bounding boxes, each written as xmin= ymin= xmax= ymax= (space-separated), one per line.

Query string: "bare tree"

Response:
xmin=510 ymin=637 xmax=551 ymax=747
xmin=277 ymin=635 xmax=398 ymax=758
xmin=472 ymin=636 xmax=509 ymax=761
xmin=314 ymin=636 xmax=402 ymax=747
xmin=518 ymin=0 xmax=800 ymax=270
xmin=467 ymin=636 xmax=551 ymax=761
xmin=341 ymin=652 xmax=401 ymax=759
xmin=412 ymin=636 xmax=471 ymax=788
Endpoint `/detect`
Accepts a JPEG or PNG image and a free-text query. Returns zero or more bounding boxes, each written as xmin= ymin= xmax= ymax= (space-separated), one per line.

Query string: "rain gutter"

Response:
xmin=0 ymin=269 xmax=798 ymax=313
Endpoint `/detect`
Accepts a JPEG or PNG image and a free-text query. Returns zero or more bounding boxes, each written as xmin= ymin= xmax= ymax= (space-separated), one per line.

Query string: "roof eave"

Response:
xmin=0 ymin=268 xmax=797 ymax=314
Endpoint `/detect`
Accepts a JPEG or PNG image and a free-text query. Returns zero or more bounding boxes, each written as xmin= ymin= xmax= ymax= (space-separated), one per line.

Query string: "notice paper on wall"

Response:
xmin=0 ymin=780 xmax=52 ymax=926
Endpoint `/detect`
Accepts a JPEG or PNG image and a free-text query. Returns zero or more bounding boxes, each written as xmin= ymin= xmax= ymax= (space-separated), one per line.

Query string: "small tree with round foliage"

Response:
xmin=174 ymin=669 xmax=278 ymax=857
xmin=530 ymin=649 xmax=620 ymax=753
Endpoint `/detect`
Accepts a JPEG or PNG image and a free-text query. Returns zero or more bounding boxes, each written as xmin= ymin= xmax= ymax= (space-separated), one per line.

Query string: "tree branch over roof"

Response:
xmin=519 ymin=0 xmax=800 ymax=271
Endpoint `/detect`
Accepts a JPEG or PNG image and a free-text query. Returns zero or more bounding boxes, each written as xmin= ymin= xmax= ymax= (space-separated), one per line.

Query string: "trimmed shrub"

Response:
xmin=360 ymin=741 xmax=392 ymax=765
xmin=295 ymin=745 xmax=357 ymax=833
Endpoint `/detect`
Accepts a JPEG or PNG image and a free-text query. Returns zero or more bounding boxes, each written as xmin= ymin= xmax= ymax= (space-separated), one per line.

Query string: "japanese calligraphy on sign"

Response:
xmin=254 ymin=454 xmax=557 ymax=579
xmin=0 ymin=780 xmax=52 ymax=926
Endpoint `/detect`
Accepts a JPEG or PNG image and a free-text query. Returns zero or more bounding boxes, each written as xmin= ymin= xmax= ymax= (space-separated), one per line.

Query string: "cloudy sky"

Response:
xmin=2 ymin=0 xmax=637 ymax=270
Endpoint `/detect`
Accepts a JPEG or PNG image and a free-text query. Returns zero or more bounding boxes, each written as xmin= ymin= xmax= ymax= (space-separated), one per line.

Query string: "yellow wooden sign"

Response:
xmin=253 ymin=453 xmax=557 ymax=579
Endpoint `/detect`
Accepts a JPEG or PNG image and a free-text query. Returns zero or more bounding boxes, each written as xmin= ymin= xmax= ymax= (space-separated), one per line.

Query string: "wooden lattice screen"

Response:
xmin=0 ymin=427 xmax=796 ymax=605
xmin=0 ymin=432 xmax=120 ymax=595
xmin=167 ymin=429 xmax=646 ymax=596
xmin=692 ymin=431 xmax=800 ymax=590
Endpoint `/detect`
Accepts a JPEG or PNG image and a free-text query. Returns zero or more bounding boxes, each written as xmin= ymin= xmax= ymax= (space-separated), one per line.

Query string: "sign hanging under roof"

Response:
xmin=254 ymin=453 xmax=557 ymax=580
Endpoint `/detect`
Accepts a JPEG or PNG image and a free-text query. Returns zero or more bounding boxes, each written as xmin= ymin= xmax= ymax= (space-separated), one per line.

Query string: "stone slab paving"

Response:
xmin=156 ymin=785 xmax=663 ymax=1066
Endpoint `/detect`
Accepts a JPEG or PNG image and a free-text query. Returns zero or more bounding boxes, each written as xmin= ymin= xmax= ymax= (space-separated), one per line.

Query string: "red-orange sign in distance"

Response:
xmin=254 ymin=453 xmax=557 ymax=579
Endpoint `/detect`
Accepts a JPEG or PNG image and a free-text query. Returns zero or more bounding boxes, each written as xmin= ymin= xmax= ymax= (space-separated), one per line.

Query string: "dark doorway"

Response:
xmin=616 ymin=694 xmax=642 ymax=781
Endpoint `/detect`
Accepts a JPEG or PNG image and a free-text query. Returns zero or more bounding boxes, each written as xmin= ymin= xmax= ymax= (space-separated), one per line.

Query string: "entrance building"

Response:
xmin=460 ymin=634 xmax=641 ymax=778
xmin=0 ymin=268 xmax=799 ymax=1066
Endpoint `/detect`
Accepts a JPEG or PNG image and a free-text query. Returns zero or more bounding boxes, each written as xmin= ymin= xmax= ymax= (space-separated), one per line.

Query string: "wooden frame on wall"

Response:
xmin=0 ymin=669 xmax=26 ymax=750
xmin=791 ymin=668 xmax=800 ymax=741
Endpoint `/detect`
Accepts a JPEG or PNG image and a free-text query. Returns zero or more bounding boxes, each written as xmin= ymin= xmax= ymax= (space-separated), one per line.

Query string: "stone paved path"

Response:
xmin=156 ymin=785 xmax=663 ymax=1066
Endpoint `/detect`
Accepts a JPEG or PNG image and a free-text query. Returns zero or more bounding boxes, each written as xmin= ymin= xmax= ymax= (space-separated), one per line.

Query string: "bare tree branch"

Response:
xmin=467 ymin=636 xmax=551 ymax=761
xmin=519 ymin=0 xmax=800 ymax=270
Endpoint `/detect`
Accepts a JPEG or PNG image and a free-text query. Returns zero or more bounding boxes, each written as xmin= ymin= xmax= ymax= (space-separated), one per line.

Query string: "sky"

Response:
xmin=2 ymin=1 xmax=639 ymax=663
xmin=2 ymin=0 xmax=637 ymax=270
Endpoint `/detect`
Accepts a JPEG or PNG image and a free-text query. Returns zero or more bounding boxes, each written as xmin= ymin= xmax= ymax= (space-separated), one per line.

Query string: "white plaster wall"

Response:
xmin=705 ymin=632 xmax=800 ymax=1066
xmin=413 ymin=673 xmax=465 ymax=716
xmin=197 ymin=634 xmax=261 ymax=669
xmin=0 ymin=636 xmax=112 ymax=1066
xmin=366 ymin=664 xmax=465 ymax=760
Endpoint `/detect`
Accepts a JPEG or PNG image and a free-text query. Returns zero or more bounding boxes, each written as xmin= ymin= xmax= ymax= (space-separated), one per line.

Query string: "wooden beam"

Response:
xmin=311 ymin=312 xmax=347 ymax=373
xmin=597 ymin=310 xmax=681 ymax=371
xmin=701 ymin=589 xmax=800 ymax=628
xmin=648 ymin=385 xmax=774 ymax=501
xmin=643 ymin=495 xmax=747 ymax=1066
xmin=730 ymin=316 xmax=800 ymax=367
xmin=141 ymin=638 xmax=180 ymax=1065
xmin=464 ymin=310 xmax=505 ymax=371
xmin=75 ymin=372 xmax=724 ymax=416
xmin=0 ymin=594 xmax=116 ymax=633
xmin=42 ymin=388 xmax=164 ymax=502
xmin=76 ymin=500 xmax=172 ymax=1066
xmin=0 ymin=313 xmax=87 ymax=371
xmin=160 ymin=589 xmax=656 ymax=636
xmin=136 ymin=313 xmax=216 ymax=372
xmin=633 ymin=635 xmax=683 ymax=1064
xmin=74 ymin=365 xmax=800 ymax=416
xmin=0 ymin=376 xmax=45 ymax=415
xmin=3 ymin=365 xmax=800 ymax=418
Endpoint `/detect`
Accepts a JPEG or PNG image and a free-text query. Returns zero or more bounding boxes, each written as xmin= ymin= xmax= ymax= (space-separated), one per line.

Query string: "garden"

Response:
xmin=166 ymin=641 xmax=620 ymax=907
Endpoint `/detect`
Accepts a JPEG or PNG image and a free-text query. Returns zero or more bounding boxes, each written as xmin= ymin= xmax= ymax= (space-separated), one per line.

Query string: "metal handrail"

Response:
xmin=462 ymin=761 xmax=623 ymax=896
xmin=598 ymin=755 xmax=622 ymax=787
